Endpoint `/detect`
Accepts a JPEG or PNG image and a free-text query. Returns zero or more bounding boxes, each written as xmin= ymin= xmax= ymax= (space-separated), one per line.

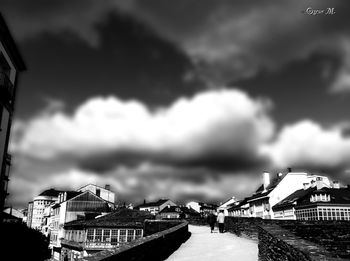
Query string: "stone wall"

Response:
xmin=189 ymin=217 xmax=350 ymax=260
xmin=223 ymin=217 xmax=350 ymax=260
xmin=81 ymin=221 xmax=190 ymax=261
xmin=144 ymin=220 xmax=184 ymax=236
xmin=258 ymin=224 xmax=337 ymax=261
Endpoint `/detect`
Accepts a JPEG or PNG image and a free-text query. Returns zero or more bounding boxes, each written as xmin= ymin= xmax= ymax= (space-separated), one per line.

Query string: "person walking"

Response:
xmin=207 ymin=212 xmax=216 ymax=233
xmin=217 ymin=210 xmax=225 ymax=233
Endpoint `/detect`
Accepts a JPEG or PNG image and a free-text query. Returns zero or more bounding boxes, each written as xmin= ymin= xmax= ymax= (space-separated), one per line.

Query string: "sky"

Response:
xmin=2 ymin=0 xmax=350 ymax=208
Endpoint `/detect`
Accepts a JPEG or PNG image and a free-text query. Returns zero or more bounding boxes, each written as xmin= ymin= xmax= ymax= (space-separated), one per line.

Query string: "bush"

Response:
xmin=0 ymin=222 xmax=51 ymax=260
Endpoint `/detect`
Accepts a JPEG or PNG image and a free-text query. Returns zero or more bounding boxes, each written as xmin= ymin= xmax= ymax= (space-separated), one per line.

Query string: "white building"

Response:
xmin=137 ymin=199 xmax=177 ymax=215
xmin=218 ymin=196 xmax=236 ymax=216
xmin=247 ymin=171 xmax=331 ymax=219
xmin=50 ymin=190 xmax=111 ymax=260
xmin=29 ymin=189 xmax=62 ymax=230
xmin=77 ymin=184 xmax=115 ymax=205
xmin=0 ymin=14 xmax=26 ymax=220
xmin=186 ymin=201 xmax=218 ymax=217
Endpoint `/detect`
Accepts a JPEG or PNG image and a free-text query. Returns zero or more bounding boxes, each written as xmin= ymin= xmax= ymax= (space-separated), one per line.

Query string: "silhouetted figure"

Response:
xmin=217 ymin=210 xmax=225 ymax=233
xmin=207 ymin=213 xmax=216 ymax=233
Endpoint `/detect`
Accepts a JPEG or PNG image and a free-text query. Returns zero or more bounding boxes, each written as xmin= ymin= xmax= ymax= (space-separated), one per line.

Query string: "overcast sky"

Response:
xmin=3 ymin=0 xmax=350 ymax=208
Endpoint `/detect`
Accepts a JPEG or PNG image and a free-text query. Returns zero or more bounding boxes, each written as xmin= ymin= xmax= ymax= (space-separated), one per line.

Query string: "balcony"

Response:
xmin=0 ymin=72 xmax=14 ymax=105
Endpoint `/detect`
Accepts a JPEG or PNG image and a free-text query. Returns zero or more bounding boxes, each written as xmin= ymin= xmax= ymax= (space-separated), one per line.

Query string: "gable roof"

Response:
xmin=137 ymin=199 xmax=171 ymax=208
xmin=38 ymin=188 xmax=63 ymax=197
xmin=159 ymin=206 xmax=200 ymax=216
xmin=272 ymin=187 xmax=316 ymax=211
xmin=159 ymin=206 xmax=182 ymax=214
xmin=297 ymin=187 xmax=350 ymax=207
xmin=248 ymin=173 xmax=286 ymax=202
xmin=64 ymin=208 xmax=154 ymax=229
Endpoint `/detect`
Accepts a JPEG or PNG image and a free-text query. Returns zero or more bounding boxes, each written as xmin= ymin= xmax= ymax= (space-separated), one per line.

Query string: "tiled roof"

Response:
xmin=64 ymin=208 xmax=154 ymax=229
xmin=297 ymin=187 xmax=350 ymax=207
xmin=159 ymin=206 xmax=200 ymax=216
xmin=272 ymin=187 xmax=316 ymax=211
xmin=38 ymin=188 xmax=63 ymax=197
xmin=159 ymin=206 xmax=181 ymax=213
xmin=137 ymin=199 xmax=170 ymax=208
xmin=248 ymin=174 xmax=285 ymax=201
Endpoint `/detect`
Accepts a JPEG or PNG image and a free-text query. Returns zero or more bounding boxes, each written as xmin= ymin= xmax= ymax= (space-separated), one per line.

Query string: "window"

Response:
xmin=87 ymin=229 xmax=94 ymax=242
xmin=111 ymin=229 xmax=118 ymax=245
xmin=119 ymin=229 xmax=126 ymax=243
xmin=135 ymin=229 xmax=142 ymax=239
xmin=103 ymin=229 xmax=111 ymax=242
xmin=96 ymin=189 xmax=101 ymax=197
xmin=127 ymin=230 xmax=134 ymax=242
xmin=95 ymin=229 xmax=102 ymax=242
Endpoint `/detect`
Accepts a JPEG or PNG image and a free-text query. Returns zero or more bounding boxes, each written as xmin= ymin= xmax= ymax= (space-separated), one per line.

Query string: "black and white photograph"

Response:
xmin=1 ymin=1 xmax=350 ymax=260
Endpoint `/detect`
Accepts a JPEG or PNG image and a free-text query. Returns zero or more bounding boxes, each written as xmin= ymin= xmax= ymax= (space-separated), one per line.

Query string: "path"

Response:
xmin=166 ymin=225 xmax=258 ymax=261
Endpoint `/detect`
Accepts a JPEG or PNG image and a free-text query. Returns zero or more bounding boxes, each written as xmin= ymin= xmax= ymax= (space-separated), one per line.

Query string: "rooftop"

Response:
xmin=38 ymin=188 xmax=63 ymax=197
xmin=137 ymin=199 xmax=170 ymax=208
xmin=64 ymin=208 xmax=154 ymax=229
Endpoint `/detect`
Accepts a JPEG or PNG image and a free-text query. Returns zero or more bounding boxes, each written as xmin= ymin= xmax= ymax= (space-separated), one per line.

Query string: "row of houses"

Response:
xmin=227 ymin=170 xmax=350 ymax=221
xmin=17 ymin=184 xmax=204 ymax=260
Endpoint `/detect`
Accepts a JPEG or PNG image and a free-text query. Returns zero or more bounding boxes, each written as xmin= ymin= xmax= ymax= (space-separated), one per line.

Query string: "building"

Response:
xmin=60 ymin=208 xmax=153 ymax=260
xmin=77 ymin=184 xmax=115 ymax=206
xmin=158 ymin=205 xmax=200 ymax=219
xmin=227 ymin=198 xmax=250 ymax=217
xmin=0 ymin=13 xmax=26 ymax=221
xmin=271 ymin=179 xmax=335 ymax=220
xmin=27 ymin=201 xmax=33 ymax=227
xmin=3 ymin=207 xmax=24 ymax=219
xmin=218 ymin=196 xmax=236 ymax=216
xmin=29 ymin=188 xmax=62 ymax=230
xmin=247 ymin=171 xmax=331 ymax=219
xmin=50 ymin=190 xmax=111 ymax=260
xmin=186 ymin=201 xmax=218 ymax=217
xmin=294 ymin=185 xmax=350 ymax=221
xmin=137 ymin=199 xmax=177 ymax=215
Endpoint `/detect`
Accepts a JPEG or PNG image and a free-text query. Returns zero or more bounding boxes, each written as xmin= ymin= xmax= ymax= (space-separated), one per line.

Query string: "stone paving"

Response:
xmin=166 ymin=225 xmax=258 ymax=261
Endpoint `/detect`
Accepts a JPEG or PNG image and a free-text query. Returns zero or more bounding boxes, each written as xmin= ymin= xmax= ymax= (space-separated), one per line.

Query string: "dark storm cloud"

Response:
xmin=5 ymin=0 xmax=350 ymax=89
xmin=12 ymin=11 xmax=202 ymax=118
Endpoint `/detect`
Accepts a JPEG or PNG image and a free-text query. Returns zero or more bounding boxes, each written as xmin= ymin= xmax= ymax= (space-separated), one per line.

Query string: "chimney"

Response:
xmin=333 ymin=181 xmax=340 ymax=189
xmin=263 ymin=172 xmax=270 ymax=191
xmin=316 ymin=177 xmax=323 ymax=190
xmin=105 ymin=184 xmax=110 ymax=191
xmin=287 ymin=167 xmax=292 ymax=173
xmin=303 ymin=183 xmax=310 ymax=190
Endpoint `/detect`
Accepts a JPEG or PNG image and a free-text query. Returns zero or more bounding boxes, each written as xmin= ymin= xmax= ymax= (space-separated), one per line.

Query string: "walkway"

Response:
xmin=166 ymin=225 xmax=258 ymax=261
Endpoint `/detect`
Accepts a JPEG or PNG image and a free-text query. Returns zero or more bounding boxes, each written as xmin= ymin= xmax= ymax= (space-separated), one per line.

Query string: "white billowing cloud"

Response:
xmin=261 ymin=120 xmax=350 ymax=169
xmin=11 ymin=88 xmax=274 ymax=162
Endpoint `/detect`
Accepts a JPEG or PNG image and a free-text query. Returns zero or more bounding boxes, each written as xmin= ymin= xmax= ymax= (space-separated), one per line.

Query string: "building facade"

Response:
xmin=218 ymin=196 xmax=236 ymax=216
xmin=0 ymin=13 xmax=26 ymax=221
xmin=247 ymin=171 xmax=331 ymax=219
xmin=60 ymin=208 xmax=153 ymax=260
xmin=50 ymin=190 xmax=111 ymax=260
xmin=186 ymin=201 xmax=217 ymax=217
xmin=137 ymin=199 xmax=177 ymax=215
xmin=295 ymin=186 xmax=350 ymax=221
xmin=77 ymin=184 xmax=115 ymax=206
xmin=29 ymin=189 xmax=62 ymax=230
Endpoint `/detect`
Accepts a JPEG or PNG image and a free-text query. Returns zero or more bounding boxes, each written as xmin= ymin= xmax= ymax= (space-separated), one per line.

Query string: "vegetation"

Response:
xmin=0 ymin=222 xmax=51 ymax=260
